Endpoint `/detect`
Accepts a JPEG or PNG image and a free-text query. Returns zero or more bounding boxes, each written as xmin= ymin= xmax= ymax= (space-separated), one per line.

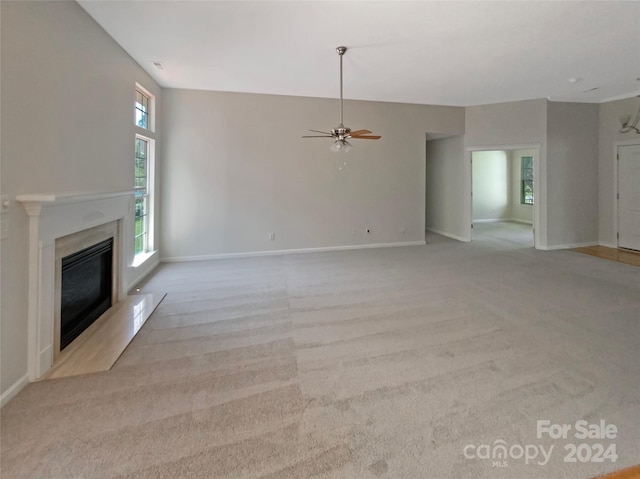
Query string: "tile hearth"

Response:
xmin=44 ymin=293 xmax=165 ymax=379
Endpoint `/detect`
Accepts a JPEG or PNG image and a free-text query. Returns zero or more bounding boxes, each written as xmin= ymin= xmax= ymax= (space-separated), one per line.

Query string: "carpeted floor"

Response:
xmin=471 ymin=221 xmax=534 ymax=248
xmin=2 ymin=225 xmax=639 ymax=478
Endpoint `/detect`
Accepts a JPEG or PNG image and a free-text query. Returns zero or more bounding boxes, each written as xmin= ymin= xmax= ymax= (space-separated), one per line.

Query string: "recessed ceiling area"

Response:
xmin=78 ymin=1 xmax=640 ymax=106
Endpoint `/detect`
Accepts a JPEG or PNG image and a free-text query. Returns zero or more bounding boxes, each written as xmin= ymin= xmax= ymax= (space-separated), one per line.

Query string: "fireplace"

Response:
xmin=60 ymin=238 xmax=114 ymax=350
xmin=17 ymin=190 xmax=133 ymax=379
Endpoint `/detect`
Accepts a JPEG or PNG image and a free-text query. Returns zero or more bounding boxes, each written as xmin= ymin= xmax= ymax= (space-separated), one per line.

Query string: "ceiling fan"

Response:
xmin=303 ymin=46 xmax=381 ymax=152
xmin=619 ymin=95 xmax=640 ymax=134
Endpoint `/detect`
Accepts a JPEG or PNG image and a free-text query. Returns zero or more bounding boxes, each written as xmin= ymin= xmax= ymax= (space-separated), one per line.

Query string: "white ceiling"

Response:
xmin=78 ymin=0 xmax=640 ymax=107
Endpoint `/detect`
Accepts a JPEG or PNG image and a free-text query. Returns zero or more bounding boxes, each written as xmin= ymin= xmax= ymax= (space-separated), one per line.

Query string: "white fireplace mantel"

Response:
xmin=17 ymin=190 xmax=134 ymax=380
xmin=17 ymin=190 xmax=134 ymax=214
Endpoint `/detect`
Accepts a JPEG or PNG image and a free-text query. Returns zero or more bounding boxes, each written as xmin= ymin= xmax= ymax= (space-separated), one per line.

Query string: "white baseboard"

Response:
xmin=425 ymin=227 xmax=470 ymax=243
xmin=161 ymin=240 xmax=427 ymax=263
xmin=599 ymin=242 xmax=618 ymax=249
xmin=472 ymin=218 xmax=533 ymax=225
xmin=1 ymin=374 xmax=29 ymax=408
xmin=539 ymin=242 xmax=599 ymax=251
xmin=473 ymin=219 xmax=505 ymax=224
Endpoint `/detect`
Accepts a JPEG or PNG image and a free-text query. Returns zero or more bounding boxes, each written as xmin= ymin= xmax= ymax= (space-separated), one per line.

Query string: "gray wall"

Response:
xmin=465 ymin=99 xmax=548 ymax=147
xmin=161 ymin=89 xmax=464 ymax=259
xmin=0 ymin=1 xmax=162 ymax=399
xmin=546 ymin=102 xmax=599 ymax=247
xmin=598 ymin=97 xmax=640 ymax=246
xmin=425 ymin=136 xmax=467 ymax=240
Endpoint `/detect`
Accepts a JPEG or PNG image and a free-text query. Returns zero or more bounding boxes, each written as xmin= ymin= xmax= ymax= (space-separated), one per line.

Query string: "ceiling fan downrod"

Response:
xmin=337 ymin=46 xmax=346 ymax=128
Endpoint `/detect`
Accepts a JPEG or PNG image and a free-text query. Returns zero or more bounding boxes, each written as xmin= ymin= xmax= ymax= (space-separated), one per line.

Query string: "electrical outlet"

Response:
xmin=269 ymin=232 xmax=275 ymax=241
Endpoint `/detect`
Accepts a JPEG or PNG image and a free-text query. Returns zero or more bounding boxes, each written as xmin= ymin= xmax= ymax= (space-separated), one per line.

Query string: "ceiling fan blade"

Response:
xmin=348 ymin=129 xmax=372 ymax=136
xmin=309 ymin=129 xmax=332 ymax=135
xmin=351 ymin=135 xmax=381 ymax=140
xmin=302 ymin=135 xmax=334 ymax=138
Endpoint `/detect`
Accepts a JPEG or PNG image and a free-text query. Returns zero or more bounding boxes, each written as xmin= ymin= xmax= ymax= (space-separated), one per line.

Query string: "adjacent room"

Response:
xmin=470 ymin=149 xmax=535 ymax=248
xmin=1 ymin=1 xmax=640 ymax=478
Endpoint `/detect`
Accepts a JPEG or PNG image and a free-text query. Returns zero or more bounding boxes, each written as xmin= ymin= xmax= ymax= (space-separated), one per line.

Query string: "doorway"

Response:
xmin=617 ymin=143 xmax=640 ymax=251
xmin=470 ymin=147 xmax=538 ymax=248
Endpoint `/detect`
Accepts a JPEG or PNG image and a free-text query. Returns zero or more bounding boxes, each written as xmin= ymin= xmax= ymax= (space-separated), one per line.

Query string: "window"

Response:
xmin=134 ymin=136 xmax=150 ymax=255
xmin=135 ymin=89 xmax=149 ymax=129
xmin=520 ymin=156 xmax=534 ymax=205
xmin=134 ymin=83 xmax=155 ymax=260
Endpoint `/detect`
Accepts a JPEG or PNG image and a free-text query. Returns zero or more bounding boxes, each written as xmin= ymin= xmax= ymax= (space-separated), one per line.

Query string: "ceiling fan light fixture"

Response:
xmin=330 ymin=139 xmax=352 ymax=153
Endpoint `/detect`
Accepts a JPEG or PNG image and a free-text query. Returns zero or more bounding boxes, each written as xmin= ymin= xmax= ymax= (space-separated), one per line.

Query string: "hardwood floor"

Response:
xmin=595 ymin=465 xmax=640 ymax=479
xmin=571 ymin=245 xmax=640 ymax=267
xmin=43 ymin=293 xmax=165 ymax=380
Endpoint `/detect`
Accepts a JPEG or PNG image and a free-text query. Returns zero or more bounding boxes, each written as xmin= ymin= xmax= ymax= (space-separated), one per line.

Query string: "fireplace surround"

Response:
xmin=17 ymin=191 xmax=133 ymax=380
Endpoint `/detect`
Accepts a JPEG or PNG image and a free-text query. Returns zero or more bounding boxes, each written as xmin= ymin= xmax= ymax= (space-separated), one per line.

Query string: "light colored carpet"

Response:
xmin=2 ymin=228 xmax=639 ymax=478
xmin=471 ymin=220 xmax=534 ymax=249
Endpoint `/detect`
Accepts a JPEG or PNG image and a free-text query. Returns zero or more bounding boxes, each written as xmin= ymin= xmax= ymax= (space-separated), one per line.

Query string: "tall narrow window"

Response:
xmin=134 ymin=83 xmax=155 ymax=261
xmin=520 ymin=156 xmax=534 ymax=205
xmin=134 ymin=136 xmax=149 ymax=255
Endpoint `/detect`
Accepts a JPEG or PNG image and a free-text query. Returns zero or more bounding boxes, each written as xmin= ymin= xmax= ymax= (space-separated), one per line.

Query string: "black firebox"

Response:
xmin=60 ymin=238 xmax=113 ymax=350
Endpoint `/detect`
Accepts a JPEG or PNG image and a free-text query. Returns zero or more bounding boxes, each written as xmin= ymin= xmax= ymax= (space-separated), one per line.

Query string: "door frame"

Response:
xmin=467 ymin=144 xmax=541 ymax=248
xmin=614 ymin=140 xmax=640 ymax=248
